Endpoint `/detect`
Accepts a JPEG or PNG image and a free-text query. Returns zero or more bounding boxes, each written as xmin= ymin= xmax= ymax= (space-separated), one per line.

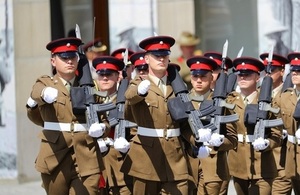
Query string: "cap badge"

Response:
xmin=209 ymin=56 xmax=213 ymax=59
xmin=103 ymin=61 xmax=107 ymax=64
xmin=159 ymin=41 xmax=163 ymax=45
xmin=296 ymin=58 xmax=299 ymax=61
xmin=66 ymin=43 xmax=71 ymax=47
xmin=196 ymin=61 xmax=200 ymax=64
xmin=139 ymin=57 xmax=144 ymax=60
xmin=242 ymin=62 xmax=245 ymax=66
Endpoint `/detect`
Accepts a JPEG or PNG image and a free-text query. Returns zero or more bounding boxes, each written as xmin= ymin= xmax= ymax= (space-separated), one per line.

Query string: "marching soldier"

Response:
xmin=111 ymin=48 xmax=134 ymax=81
xmin=186 ymin=56 xmax=237 ymax=195
xmin=129 ymin=51 xmax=149 ymax=79
xmin=226 ymin=57 xmax=282 ymax=194
xmin=259 ymin=53 xmax=292 ymax=194
xmin=171 ymin=31 xmax=201 ymax=90
xmin=28 ymin=37 xmax=109 ymax=195
xmin=275 ymin=52 xmax=300 ymax=194
xmin=93 ymin=56 xmax=134 ymax=194
xmin=121 ymin=35 xmax=192 ymax=194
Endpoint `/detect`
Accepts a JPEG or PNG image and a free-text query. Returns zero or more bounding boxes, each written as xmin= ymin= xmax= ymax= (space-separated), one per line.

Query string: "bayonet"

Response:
xmin=266 ymin=44 xmax=274 ymax=74
xmin=237 ymin=47 xmax=244 ymax=58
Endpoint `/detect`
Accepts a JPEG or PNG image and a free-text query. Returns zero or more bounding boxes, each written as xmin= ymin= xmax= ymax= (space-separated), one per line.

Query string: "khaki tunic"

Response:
xmin=121 ymin=76 xmax=190 ymax=182
xmin=226 ymin=91 xmax=281 ymax=180
xmin=190 ymin=90 xmax=237 ymax=183
xmin=275 ymin=88 xmax=300 ymax=179
xmin=30 ymin=74 xmax=107 ymax=176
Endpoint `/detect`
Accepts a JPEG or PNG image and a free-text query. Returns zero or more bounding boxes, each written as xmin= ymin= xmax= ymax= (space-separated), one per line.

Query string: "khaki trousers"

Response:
xmin=132 ymin=177 xmax=188 ymax=195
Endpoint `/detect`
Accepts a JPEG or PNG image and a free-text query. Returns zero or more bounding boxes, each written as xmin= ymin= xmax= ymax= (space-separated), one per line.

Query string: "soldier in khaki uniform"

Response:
xmin=260 ymin=53 xmax=293 ymax=195
xmin=93 ymin=56 xmax=134 ymax=194
xmin=28 ymin=37 xmax=110 ymax=195
xmin=121 ymin=35 xmax=191 ymax=194
xmin=226 ymin=57 xmax=282 ymax=195
xmin=171 ymin=31 xmax=201 ymax=90
xmin=186 ymin=56 xmax=237 ymax=195
xmin=275 ymin=52 xmax=300 ymax=195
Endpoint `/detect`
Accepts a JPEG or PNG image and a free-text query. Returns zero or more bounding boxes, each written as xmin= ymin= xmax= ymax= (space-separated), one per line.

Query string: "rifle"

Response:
xmin=204 ymin=40 xmax=239 ymax=134
xmin=252 ymin=46 xmax=283 ymax=140
xmin=71 ymin=24 xmax=116 ymax=128
xmin=108 ymin=79 xmax=137 ymax=138
xmin=167 ymin=65 xmax=217 ymax=145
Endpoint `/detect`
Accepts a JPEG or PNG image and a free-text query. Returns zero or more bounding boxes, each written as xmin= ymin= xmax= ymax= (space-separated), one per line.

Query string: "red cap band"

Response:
xmin=144 ymin=42 xmax=170 ymax=51
xmin=51 ymin=45 xmax=78 ymax=54
xmin=95 ymin=63 xmax=119 ymax=71
xmin=236 ymin=63 xmax=260 ymax=72
xmin=190 ymin=63 xmax=212 ymax=71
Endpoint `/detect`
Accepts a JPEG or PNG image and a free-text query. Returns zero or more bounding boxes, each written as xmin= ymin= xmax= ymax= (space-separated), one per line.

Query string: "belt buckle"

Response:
xmin=70 ymin=122 xmax=74 ymax=132
xmin=164 ymin=129 xmax=169 ymax=140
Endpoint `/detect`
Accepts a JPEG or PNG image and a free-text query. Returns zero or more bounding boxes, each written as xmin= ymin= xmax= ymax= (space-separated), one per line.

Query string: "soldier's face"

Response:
xmin=191 ymin=73 xmax=213 ymax=94
xmin=145 ymin=53 xmax=169 ymax=74
xmin=291 ymin=71 xmax=300 ymax=85
xmin=237 ymin=73 xmax=259 ymax=90
xmin=96 ymin=72 xmax=119 ymax=93
xmin=269 ymin=67 xmax=284 ymax=83
xmin=51 ymin=54 xmax=79 ymax=76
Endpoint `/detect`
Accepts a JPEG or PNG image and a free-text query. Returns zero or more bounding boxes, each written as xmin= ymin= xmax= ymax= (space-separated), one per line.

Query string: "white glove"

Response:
xmin=252 ymin=137 xmax=270 ymax=151
xmin=42 ymin=87 xmax=58 ymax=104
xmin=197 ymin=145 xmax=211 ymax=159
xmin=88 ymin=123 xmax=106 ymax=138
xmin=209 ymin=133 xmax=224 ymax=147
xmin=97 ymin=138 xmax=108 ymax=153
xmin=196 ymin=128 xmax=212 ymax=143
xmin=114 ymin=137 xmax=130 ymax=153
xmin=27 ymin=97 xmax=37 ymax=108
xmin=137 ymin=80 xmax=151 ymax=95
xmin=282 ymin=129 xmax=288 ymax=140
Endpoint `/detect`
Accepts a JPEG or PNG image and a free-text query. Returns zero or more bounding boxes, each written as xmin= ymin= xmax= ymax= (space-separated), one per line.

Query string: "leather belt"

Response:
xmin=237 ymin=134 xmax=254 ymax=143
xmin=137 ymin=127 xmax=180 ymax=138
xmin=44 ymin=122 xmax=88 ymax=132
xmin=288 ymin=134 xmax=300 ymax=145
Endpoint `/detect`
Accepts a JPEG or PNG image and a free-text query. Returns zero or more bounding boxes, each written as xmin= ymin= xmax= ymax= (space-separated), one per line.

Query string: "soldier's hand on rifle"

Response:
xmin=97 ymin=138 xmax=108 ymax=153
xmin=282 ymin=129 xmax=288 ymax=140
xmin=42 ymin=87 xmax=58 ymax=104
xmin=88 ymin=122 xmax=106 ymax=138
xmin=196 ymin=128 xmax=212 ymax=143
xmin=27 ymin=97 xmax=37 ymax=108
xmin=197 ymin=145 xmax=211 ymax=159
xmin=114 ymin=137 xmax=130 ymax=153
xmin=137 ymin=80 xmax=151 ymax=95
xmin=208 ymin=133 xmax=224 ymax=147
xmin=252 ymin=137 xmax=270 ymax=151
